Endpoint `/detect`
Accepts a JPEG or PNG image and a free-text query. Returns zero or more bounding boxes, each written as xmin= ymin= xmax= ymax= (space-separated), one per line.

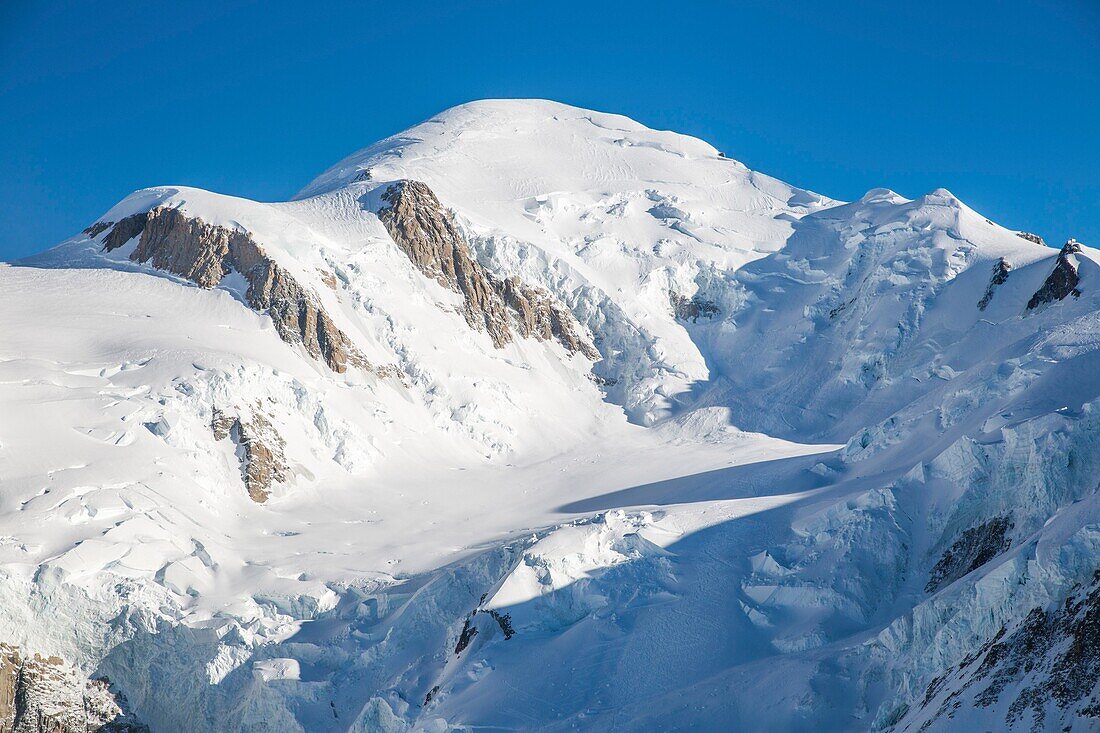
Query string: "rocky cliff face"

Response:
xmin=378 ymin=180 xmax=513 ymax=347
xmin=497 ymin=275 xmax=600 ymax=358
xmin=100 ymin=213 xmax=148 ymax=253
xmin=212 ymin=407 xmax=287 ymax=503
xmin=924 ymin=517 xmax=1014 ymax=593
xmin=0 ymin=644 xmax=147 ymax=733
xmin=977 ymin=258 xmax=1011 ymax=310
xmin=904 ymin=571 xmax=1100 ymax=731
xmin=378 ymin=180 xmax=597 ymax=358
xmin=1027 ymin=240 xmax=1083 ymax=310
xmin=101 ymin=208 xmax=367 ymax=372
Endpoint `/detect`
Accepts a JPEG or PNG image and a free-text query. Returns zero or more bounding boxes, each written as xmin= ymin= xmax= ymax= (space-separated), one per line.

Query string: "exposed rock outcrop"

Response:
xmin=498 ymin=276 xmax=600 ymax=358
xmin=977 ymin=257 xmax=1011 ymax=310
xmin=485 ymin=609 xmax=516 ymax=640
xmin=101 ymin=213 xmax=148 ymax=252
xmin=452 ymin=608 xmax=516 ymax=657
xmin=129 ymin=206 xmax=240 ymax=287
xmin=318 ymin=269 xmax=339 ymax=290
xmin=911 ymin=570 xmax=1100 ymax=730
xmin=211 ymin=407 xmax=287 ymax=503
xmin=670 ymin=291 xmax=720 ymax=323
xmin=102 ymin=209 xmax=366 ymax=372
xmin=379 ymin=180 xmax=512 ymax=346
xmin=1027 ymin=240 xmax=1083 ymax=310
xmin=1015 ymin=231 xmax=1046 ymax=246
xmin=239 ymin=250 xmax=363 ymax=374
xmin=378 ymin=180 xmax=598 ymax=358
xmin=925 ymin=516 xmax=1013 ymax=593
xmin=82 ymin=221 xmax=113 ymax=239
xmin=0 ymin=643 xmax=147 ymax=733
xmin=454 ymin=616 xmax=478 ymax=655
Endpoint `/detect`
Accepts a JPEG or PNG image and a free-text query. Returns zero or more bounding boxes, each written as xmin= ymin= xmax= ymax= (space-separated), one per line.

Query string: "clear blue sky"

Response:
xmin=1 ymin=0 xmax=1097 ymax=260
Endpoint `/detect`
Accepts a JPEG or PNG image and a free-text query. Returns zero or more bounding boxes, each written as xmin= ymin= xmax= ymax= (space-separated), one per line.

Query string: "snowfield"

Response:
xmin=0 ymin=99 xmax=1097 ymax=732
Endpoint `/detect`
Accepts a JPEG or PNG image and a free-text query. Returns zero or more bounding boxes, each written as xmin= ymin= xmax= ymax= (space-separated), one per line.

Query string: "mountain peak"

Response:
xmin=5 ymin=100 xmax=1096 ymax=733
xmin=293 ymin=98 xmax=726 ymax=200
xmin=920 ymin=186 xmax=960 ymax=204
xmin=859 ymin=187 xmax=906 ymax=204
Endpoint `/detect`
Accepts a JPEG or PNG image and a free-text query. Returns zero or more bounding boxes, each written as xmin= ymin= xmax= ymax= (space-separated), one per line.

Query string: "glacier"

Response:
xmin=0 ymin=99 xmax=1096 ymax=732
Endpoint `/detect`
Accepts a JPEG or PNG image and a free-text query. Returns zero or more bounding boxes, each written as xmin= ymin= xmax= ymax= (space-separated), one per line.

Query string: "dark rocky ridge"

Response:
xmin=101 ymin=213 xmax=148 ymax=253
xmin=905 ymin=570 xmax=1100 ymax=732
xmin=977 ymin=258 xmax=1012 ymax=311
xmin=925 ymin=516 xmax=1013 ymax=593
xmin=100 ymin=208 xmax=367 ymax=373
xmin=1027 ymin=240 xmax=1082 ymax=310
xmin=454 ymin=617 xmax=478 ymax=655
xmin=0 ymin=643 xmax=147 ymax=733
xmin=81 ymin=221 xmax=113 ymax=239
xmin=378 ymin=180 xmax=598 ymax=358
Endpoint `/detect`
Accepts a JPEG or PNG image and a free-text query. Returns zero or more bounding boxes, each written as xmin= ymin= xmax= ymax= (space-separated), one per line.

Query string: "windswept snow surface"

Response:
xmin=1 ymin=100 xmax=1098 ymax=732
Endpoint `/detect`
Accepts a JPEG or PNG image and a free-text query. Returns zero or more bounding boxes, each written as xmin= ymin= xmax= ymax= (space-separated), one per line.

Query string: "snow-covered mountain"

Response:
xmin=1 ymin=99 xmax=1097 ymax=732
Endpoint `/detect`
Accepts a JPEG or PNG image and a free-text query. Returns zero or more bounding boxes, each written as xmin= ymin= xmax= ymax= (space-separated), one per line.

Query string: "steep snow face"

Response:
xmin=693 ymin=188 xmax=1089 ymax=440
xmin=2 ymin=99 xmax=1099 ymax=732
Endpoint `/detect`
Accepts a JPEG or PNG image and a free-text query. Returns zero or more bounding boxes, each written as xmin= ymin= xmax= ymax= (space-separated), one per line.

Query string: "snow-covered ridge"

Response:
xmin=1 ymin=98 xmax=1097 ymax=731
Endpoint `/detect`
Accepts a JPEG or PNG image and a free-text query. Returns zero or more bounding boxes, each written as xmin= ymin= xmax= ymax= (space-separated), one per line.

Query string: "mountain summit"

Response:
xmin=2 ymin=100 xmax=1098 ymax=732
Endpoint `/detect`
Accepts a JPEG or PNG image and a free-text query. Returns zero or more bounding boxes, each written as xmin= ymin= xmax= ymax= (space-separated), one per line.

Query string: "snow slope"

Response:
xmin=1 ymin=99 xmax=1097 ymax=732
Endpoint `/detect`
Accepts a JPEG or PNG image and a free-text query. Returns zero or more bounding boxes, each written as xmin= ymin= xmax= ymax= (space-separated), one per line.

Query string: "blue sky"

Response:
xmin=1 ymin=0 xmax=1097 ymax=260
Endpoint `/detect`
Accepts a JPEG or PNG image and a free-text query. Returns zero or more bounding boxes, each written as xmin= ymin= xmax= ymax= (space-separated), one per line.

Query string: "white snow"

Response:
xmin=253 ymin=658 xmax=301 ymax=682
xmin=1 ymin=98 xmax=1097 ymax=732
